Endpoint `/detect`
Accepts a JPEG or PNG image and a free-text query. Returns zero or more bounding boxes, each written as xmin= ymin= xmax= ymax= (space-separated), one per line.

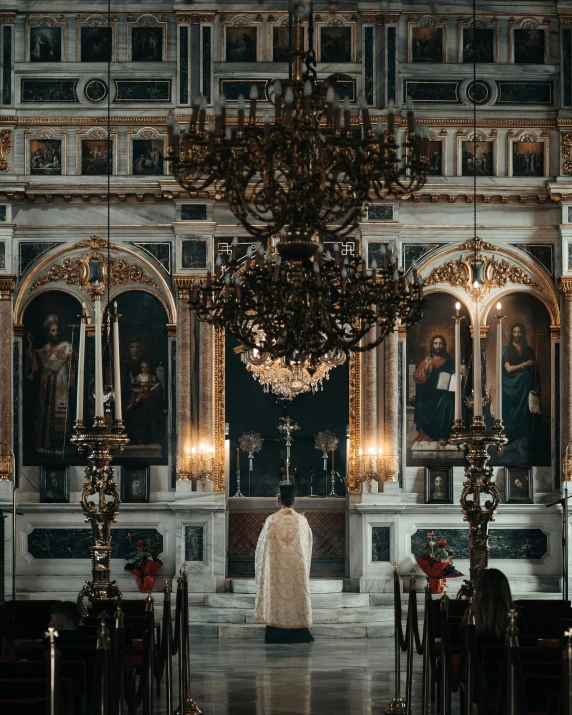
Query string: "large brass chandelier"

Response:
xmin=241 ymin=348 xmax=346 ymax=400
xmin=167 ymin=1 xmax=428 ymax=364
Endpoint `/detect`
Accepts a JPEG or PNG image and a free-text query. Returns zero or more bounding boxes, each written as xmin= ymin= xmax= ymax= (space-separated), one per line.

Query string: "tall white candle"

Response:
xmin=94 ymin=295 xmax=104 ymax=419
xmin=496 ymin=302 xmax=503 ymax=422
xmin=112 ymin=301 xmax=122 ymax=422
xmin=76 ymin=302 xmax=87 ymax=423
xmin=454 ymin=301 xmax=462 ymax=422
xmin=473 ymin=284 xmax=482 ymax=417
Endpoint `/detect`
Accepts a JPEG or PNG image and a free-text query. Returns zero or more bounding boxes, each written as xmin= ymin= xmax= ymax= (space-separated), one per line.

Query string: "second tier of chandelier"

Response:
xmin=167 ymin=4 xmax=429 ymax=365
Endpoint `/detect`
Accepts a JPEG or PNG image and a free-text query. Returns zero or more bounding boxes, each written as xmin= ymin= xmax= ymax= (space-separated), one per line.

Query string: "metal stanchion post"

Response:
xmin=164 ymin=579 xmax=174 ymax=714
xmin=565 ymin=628 xmax=572 ymax=715
xmin=421 ymin=585 xmax=431 ymax=715
xmin=464 ymin=607 xmax=475 ymax=715
xmin=44 ymin=626 xmax=59 ymax=715
xmin=96 ymin=615 xmax=111 ymax=715
xmin=385 ymin=565 xmax=406 ymax=714
xmin=177 ymin=572 xmax=186 ymax=714
xmin=112 ymin=605 xmax=124 ymax=715
xmin=505 ymin=609 xmax=520 ymax=715
xmin=144 ymin=594 xmax=155 ymax=715
xmin=440 ymin=591 xmax=450 ymax=715
xmin=405 ymin=573 xmax=416 ymax=715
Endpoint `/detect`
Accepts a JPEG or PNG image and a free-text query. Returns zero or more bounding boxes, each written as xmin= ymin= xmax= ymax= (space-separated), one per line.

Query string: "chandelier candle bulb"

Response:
xmin=496 ymin=302 xmax=503 ymax=423
xmin=473 ymin=283 xmax=482 ymax=418
xmin=206 ymin=263 xmax=212 ymax=288
xmin=406 ymin=98 xmax=415 ymax=133
xmin=219 ymin=94 xmax=227 ymax=126
xmin=94 ymin=292 xmax=104 ymax=420
xmin=76 ymin=302 xmax=88 ymax=425
xmin=454 ymin=301 xmax=462 ymax=422
xmin=190 ymin=96 xmax=200 ymax=130
xmin=237 ymin=95 xmax=245 ymax=131
xmin=371 ymin=259 xmax=377 ymax=281
xmin=264 ymin=111 xmax=271 ymax=140
xmin=198 ymin=97 xmax=206 ymax=133
xmin=326 ymin=86 xmax=335 ymax=125
xmin=333 ymin=95 xmax=341 ymax=131
xmin=166 ymin=110 xmax=180 ymax=154
xmin=249 ymin=85 xmax=258 ymax=123
xmin=112 ymin=302 xmax=122 ymax=424
xmin=304 ymin=80 xmax=312 ymax=113
xmin=231 ymin=236 xmax=238 ymax=262
xmin=387 ymin=99 xmax=395 ymax=135
xmin=343 ymin=97 xmax=351 ymax=133
xmin=359 ymin=93 xmax=371 ymax=132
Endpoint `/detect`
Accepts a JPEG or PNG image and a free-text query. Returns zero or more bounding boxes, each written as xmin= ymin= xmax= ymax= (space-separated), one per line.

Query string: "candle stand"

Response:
xmin=449 ymin=416 xmax=506 ymax=597
xmin=72 ymin=420 xmax=129 ymax=613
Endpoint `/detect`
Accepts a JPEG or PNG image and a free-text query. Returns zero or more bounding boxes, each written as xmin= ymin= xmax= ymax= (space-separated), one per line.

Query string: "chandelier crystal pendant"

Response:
xmin=241 ymin=348 xmax=346 ymax=400
xmin=167 ymin=3 xmax=428 ymax=364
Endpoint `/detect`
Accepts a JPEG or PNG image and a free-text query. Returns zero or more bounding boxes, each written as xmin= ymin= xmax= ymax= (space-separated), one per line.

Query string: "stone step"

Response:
xmin=230 ymin=578 xmax=344 ymax=594
xmin=190 ymin=606 xmax=393 ymax=625
xmin=189 ymin=622 xmax=395 ymax=639
xmin=205 ymin=592 xmax=370 ymax=610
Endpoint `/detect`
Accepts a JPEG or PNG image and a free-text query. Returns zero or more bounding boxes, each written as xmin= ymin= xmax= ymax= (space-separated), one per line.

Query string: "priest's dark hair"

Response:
xmin=279 ymin=482 xmax=296 ymax=507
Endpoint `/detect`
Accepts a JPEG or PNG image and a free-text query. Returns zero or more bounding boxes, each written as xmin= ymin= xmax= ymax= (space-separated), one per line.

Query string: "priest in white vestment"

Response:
xmin=255 ymin=482 xmax=314 ymax=643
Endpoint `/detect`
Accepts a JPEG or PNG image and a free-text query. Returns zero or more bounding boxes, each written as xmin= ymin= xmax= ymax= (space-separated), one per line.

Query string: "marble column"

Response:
xmin=198 ymin=321 xmax=214 ymax=447
xmin=559 ymin=277 xmax=572 ymax=459
xmin=174 ymin=277 xmax=192 ymax=456
xmin=383 ymin=329 xmax=399 ymax=483
xmin=0 ymin=277 xmax=15 ymax=501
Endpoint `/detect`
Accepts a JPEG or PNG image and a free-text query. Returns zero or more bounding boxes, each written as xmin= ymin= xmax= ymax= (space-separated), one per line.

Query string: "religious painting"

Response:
xmin=29 ymin=140 xmax=62 ymax=176
xmin=121 ymin=465 xmax=150 ymax=503
xmin=23 ymin=291 xmax=82 ymax=465
xmin=462 ymin=28 xmax=494 ymax=63
xmin=424 ymin=466 xmax=453 ymax=504
xmin=512 ymin=141 xmax=544 ymax=177
xmin=505 ymin=467 xmax=533 ymax=504
xmin=81 ymin=139 xmax=112 ymax=175
xmin=132 ymin=139 xmax=164 ymax=176
xmin=461 ymin=140 xmax=493 ymax=176
xmin=487 ymin=294 xmax=551 ymax=467
xmin=273 ymin=27 xmax=291 ymax=62
xmin=514 ymin=29 xmax=545 ymax=64
xmin=427 ymin=141 xmax=443 ymax=176
xmin=80 ymin=27 xmax=112 ymax=63
xmin=225 ymin=27 xmax=257 ymax=63
xmin=30 ymin=27 xmax=62 ymax=63
xmin=114 ymin=291 xmax=168 ymax=464
xmin=320 ymin=26 xmax=352 ymax=63
xmin=406 ymin=293 xmax=471 ymax=467
xmin=132 ymin=27 xmax=163 ymax=62
xmin=411 ymin=26 xmax=443 ymax=63
xmin=40 ymin=466 xmax=69 ymax=503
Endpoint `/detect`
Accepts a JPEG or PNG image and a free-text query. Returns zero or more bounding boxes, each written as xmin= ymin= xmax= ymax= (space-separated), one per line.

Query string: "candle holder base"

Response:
xmin=449 ymin=417 xmax=506 ymax=592
xmin=112 ymin=419 xmax=126 ymax=434
xmin=384 ymin=696 xmax=407 ymax=714
xmin=71 ymin=427 xmax=129 ymax=615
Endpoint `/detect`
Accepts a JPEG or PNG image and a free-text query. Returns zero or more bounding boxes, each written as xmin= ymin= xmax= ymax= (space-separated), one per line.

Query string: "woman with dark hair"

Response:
xmin=470 ymin=568 xmax=523 ymax=639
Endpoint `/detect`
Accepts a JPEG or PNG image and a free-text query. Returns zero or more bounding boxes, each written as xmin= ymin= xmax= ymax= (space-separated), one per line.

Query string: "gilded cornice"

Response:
xmin=559 ymin=276 xmax=572 ymax=301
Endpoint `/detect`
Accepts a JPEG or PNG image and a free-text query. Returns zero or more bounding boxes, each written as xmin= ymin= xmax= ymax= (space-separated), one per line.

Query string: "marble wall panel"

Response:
xmin=21 ymin=78 xmax=78 ymax=103
xmin=185 ymin=525 xmax=204 ymax=561
xmin=402 ymin=243 xmax=445 ymax=272
xmin=181 ymin=204 xmax=207 ymax=221
xmin=496 ymin=81 xmax=553 ymax=105
xmin=3 ymin=26 xmax=11 ymax=106
xmin=371 ymin=526 xmax=390 ymax=562
xmin=364 ymin=26 xmax=373 ymax=105
xmin=129 ymin=241 xmax=171 ymax=274
xmin=410 ymin=527 xmax=548 ymax=561
xmin=387 ymin=27 xmax=396 ymax=103
xmin=27 ymin=527 xmax=163 ymax=559
xmin=19 ymin=242 xmax=62 ymax=275
xmin=181 ymin=238 xmax=207 ymax=269
xmin=367 ymin=205 xmax=394 ymax=221
xmin=179 ymin=26 xmax=189 ymax=105
xmin=405 ymin=80 xmax=462 ymax=103
xmin=203 ymin=26 xmax=212 ymax=104
xmin=114 ymin=79 xmax=171 ymax=102
xmin=513 ymin=243 xmax=554 ymax=276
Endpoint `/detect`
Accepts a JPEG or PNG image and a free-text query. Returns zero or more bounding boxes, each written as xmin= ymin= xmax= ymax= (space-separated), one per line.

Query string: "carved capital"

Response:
xmin=166 ymin=323 xmax=177 ymax=337
xmin=0 ymin=276 xmax=16 ymax=300
xmin=550 ymin=325 xmax=560 ymax=339
xmin=559 ymin=276 xmax=572 ymax=301
xmin=173 ymin=275 xmax=194 ymax=300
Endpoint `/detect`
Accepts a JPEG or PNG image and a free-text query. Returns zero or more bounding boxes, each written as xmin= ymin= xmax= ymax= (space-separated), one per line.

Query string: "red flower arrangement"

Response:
xmin=415 ymin=531 xmax=463 ymax=594
xmin=124 ymin=532 xmax=163 ymax=593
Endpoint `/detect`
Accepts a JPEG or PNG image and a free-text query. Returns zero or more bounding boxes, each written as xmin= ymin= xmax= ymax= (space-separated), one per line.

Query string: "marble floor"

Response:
xmin=152 ymin=639 xmax=459 ymax=715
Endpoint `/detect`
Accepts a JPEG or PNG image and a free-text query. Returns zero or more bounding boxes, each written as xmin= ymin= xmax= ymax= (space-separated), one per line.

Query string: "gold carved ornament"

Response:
xmin=0 ymin=130 xmax=12 ymax=172
xmin=561 ymin=131 xmax=572 ymax=175
xmin=30 ymin=245 xmax=158 ymax=299
xmin=424 ymin=237 xmax=541 ymax=294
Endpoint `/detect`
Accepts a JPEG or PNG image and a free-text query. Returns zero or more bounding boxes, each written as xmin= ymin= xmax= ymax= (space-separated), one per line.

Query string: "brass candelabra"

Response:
xmin=449 ymin=416 xmax=506 ymax=597
xmin=72 ymin=418 xmax=129 ymax=613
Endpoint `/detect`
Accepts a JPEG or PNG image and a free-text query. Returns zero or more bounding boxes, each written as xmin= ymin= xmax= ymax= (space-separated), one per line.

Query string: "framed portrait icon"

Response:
xmin=121 ymin=465 xmax=150 ymax=503
xmin=40 ymin=466 xmax=69 ymax=503
xmin=424 ymin=466 xmax=453 ymax=504
xmin=505 ymin=466 xmax=533 ymax=504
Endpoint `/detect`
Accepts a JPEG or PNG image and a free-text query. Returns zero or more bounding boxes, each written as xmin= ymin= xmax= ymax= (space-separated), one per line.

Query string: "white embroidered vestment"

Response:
xmin=254 ymin=507 xmax=313 ymax=629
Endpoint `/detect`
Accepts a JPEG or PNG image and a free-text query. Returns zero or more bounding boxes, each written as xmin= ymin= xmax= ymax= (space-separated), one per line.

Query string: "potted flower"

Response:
xmin=124 ymin=533 xmax=163 ymax=593
xmin=415 ymin=531 xmax=463 ymax=594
